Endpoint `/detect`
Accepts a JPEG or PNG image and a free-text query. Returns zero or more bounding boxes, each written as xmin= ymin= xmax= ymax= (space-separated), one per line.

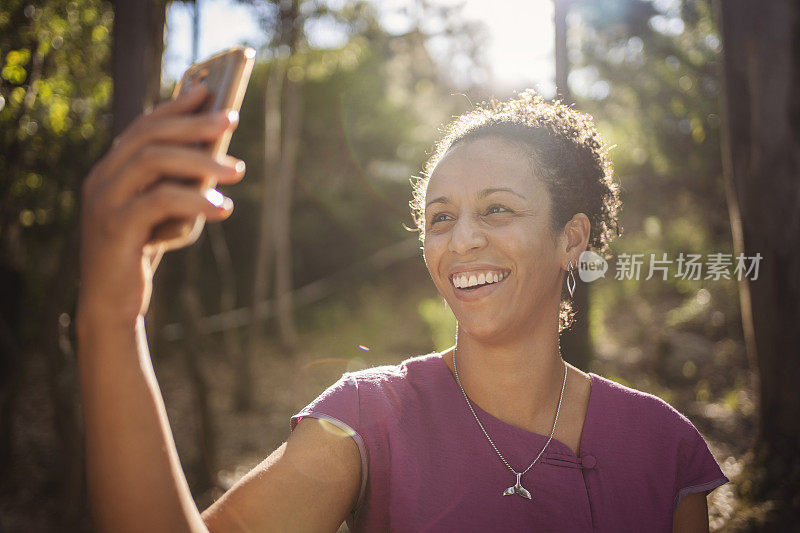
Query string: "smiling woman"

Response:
xmin=77 ymin=88 xmax=727 ymax=533
xmin=285 ymin=91 xmax=728 ymax=531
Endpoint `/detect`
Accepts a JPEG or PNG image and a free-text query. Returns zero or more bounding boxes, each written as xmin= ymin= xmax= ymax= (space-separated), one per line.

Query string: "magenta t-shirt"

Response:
xmin=290 ymin=352 xmax=728 ymax=532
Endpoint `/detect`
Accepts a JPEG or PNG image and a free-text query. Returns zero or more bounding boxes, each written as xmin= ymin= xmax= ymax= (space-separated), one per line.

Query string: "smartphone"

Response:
xmin=147 ymin=46 xmax=256 ymax=252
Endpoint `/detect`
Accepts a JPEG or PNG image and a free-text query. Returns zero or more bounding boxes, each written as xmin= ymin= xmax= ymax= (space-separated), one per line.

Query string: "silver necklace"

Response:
xmin=452 ymin=349 xmax=568 ymax=501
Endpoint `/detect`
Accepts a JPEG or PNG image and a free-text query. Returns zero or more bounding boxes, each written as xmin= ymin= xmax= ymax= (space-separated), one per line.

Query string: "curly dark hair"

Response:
xmin=409 ymin=89 xmax=622 ymax=332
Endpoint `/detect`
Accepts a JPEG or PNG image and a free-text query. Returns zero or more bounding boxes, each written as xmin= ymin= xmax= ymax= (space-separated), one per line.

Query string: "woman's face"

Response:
xmin=422 ymin=137 xmax=566 ymax=342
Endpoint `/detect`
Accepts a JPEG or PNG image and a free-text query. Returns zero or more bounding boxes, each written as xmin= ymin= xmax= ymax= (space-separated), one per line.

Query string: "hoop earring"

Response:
xmin=566 ymin=260 xmax=577 ymax=298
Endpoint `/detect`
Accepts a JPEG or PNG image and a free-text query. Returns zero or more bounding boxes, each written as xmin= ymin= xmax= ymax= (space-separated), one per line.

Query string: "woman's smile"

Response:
xmin=450 ymin=271 xmax=510 ymax=301
xmin=449 ymin=265 xmax=512 ymax=301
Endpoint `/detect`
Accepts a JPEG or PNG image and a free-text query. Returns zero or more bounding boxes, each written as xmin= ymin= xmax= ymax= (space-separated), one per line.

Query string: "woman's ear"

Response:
xmin=563 ymin=213 xmax=591 ymax=260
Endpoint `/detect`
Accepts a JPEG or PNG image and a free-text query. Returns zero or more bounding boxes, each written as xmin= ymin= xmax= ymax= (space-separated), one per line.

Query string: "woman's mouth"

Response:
xmin=449 ymin=269 xmax=510 ymax=301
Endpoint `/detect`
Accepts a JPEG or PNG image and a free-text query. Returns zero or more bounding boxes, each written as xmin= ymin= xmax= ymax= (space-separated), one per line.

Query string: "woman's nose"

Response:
xmin=448 ymin=215 xmax=488 ymax=255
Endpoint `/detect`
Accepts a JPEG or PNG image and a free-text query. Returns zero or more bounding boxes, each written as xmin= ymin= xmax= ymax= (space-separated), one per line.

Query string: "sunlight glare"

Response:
xmin=458 ymin=0 xmax=555 ymax=93
xmin=165 ymin=0 xmax=556 ymax=92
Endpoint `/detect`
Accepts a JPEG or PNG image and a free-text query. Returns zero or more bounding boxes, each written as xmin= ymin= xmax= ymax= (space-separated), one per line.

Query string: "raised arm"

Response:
xmin=76 ymin=85 xmax=361 ymax=532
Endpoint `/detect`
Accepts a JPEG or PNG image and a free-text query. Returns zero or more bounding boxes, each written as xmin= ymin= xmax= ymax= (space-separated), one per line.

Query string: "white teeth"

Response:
xmin=452 ymin=271 xmax=508 ymax=289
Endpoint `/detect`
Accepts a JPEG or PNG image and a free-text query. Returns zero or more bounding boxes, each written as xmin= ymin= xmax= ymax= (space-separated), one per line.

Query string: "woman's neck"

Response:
xmin=441 ymin=323 xmax=568 ymax=434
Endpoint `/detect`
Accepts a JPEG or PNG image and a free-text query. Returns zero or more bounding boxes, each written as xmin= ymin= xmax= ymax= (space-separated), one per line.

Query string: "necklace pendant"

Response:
xmin=502 ymin=472 xmax=532 ymax=500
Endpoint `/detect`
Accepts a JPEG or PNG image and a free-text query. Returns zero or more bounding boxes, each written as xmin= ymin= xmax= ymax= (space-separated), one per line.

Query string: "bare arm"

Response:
xmin=672 ymin=492 xmax=710 ymax=533
xmin=76 ymin=85 xmax=361 ymax=532
xmin=202 ymin=418 xmax=361 ymax=532
xmin=77 ymin=317 xmax=361 ymax=533
xmin=77 ymin=317 xmax=209 ymax=532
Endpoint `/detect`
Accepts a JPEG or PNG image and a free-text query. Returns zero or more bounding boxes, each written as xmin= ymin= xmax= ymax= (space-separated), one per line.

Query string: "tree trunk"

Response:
xmin=270 ymin=0 xmax=304 ymax=353
xmin=179 ymin=236 xmax=217 ymax=494
xmin=241 ymin=56 xmax=285 ymax=411
xmin=717 ymin=0 xmax=800 ymax=525
xmin=554 ymin=0 xmax=571 ymax=103
xmin=272 ymin=69 xmax=302 ymax=352
xmin=553 ymin=0 xmax=590 ymax=371
xmin=111 ymin=0 xmax=166 ymax=136
xmin=208 ymin=223 xmax=242 ymax=367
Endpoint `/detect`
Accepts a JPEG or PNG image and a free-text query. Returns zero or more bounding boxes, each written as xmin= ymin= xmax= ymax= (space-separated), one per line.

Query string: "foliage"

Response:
xmin=0 ymin=0 xmax=113 ymax=345
xmin=0 ymin=2 xmax=113 ymax=529
xmin=573 ymin=0 xmax=728 ymax=254
xmin=570 ymin=0 xmax=744 ymax=378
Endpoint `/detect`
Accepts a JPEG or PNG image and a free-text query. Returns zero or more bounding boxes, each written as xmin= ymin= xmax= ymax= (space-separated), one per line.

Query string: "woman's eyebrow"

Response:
xmin=479 ymin=187 xmax=526 ymax=200
xmin=426 ymin=187 xmax=526 ymax=208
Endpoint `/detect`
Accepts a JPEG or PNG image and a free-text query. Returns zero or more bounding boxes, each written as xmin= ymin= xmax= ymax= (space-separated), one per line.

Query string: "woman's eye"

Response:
xmin=486 ymin=205 xmax=510 ymax=215
xmin=431 ymin=213 xmax=449 ymax=224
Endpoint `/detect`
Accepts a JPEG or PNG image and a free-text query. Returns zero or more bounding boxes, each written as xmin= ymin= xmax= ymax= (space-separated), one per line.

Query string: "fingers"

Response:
xmin=106 ymin=83 xmax=210 ymax=161
xmin=106 ymin=145 xmax=246 ymax=205
xmin=101 ymin=109 xmax=240 ymax=181
xmin=121 ymin=182 xmax=234 ymax=248
xmin=149 ymin=82 xmax=209 ymax=120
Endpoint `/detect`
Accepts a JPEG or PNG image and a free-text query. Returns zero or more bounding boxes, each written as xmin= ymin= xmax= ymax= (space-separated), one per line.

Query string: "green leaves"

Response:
xmin=2 ymin=49 xmax=31 ymax=83
xmin=0 ymin=0 xmax=114 ymax=341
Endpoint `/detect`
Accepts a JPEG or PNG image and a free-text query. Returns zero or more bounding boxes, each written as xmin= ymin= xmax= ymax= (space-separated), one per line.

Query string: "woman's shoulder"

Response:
xmin=587 ymin=373 xmax=729 ymax=515
xmin=345 ymin=351 xmax=442 ymax=386
xmin=587 ymin=372 xmax=710 ymax=449
xmin=300 ymin=352 xmax=443 ymax=402
xmin=591 ymin=373 xmax=688 ymax=419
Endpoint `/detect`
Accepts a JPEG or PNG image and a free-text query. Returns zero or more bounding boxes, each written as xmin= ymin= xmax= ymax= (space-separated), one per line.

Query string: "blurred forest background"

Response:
xmin=1 ymin=0 xmax=798 ymax=531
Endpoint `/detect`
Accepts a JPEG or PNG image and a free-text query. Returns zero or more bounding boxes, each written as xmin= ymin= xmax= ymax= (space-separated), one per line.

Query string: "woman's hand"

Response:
xmin=76 ymin=84 xmax=245 ymax=331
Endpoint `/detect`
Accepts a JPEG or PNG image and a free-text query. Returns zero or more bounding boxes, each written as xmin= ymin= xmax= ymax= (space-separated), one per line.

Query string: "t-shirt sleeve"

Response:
xmin=672 ymin=413 xmax=729 ymax=514
xmin=289 ymin=372 xmax=368 ymax=516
